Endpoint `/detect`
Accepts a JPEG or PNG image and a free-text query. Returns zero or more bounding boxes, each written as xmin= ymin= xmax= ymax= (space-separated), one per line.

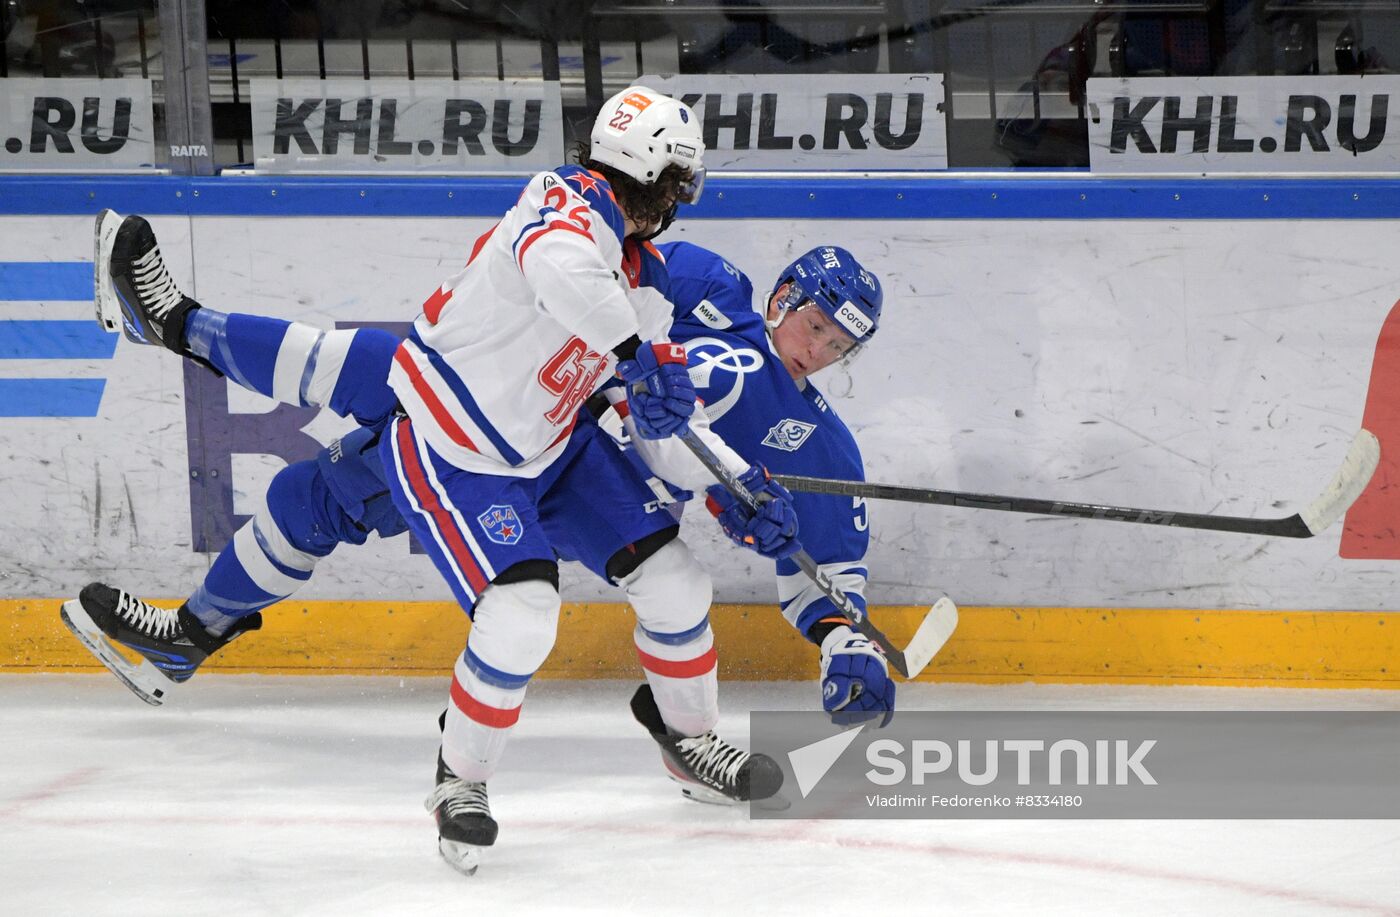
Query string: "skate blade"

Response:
xmin=59 ymin=599 xmax=169 ymax=706
xmin=672 ymin=776 xmax=742 ymax=807
xmin=92 ymin=209 xmax=123 ymax=334
xmin=437 ymin=837 xmax=484 ymax=877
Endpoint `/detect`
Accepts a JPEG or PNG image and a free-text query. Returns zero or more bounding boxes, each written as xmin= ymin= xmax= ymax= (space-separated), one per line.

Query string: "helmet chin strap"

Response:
xmin=635 ymin=201 xmax=679 ymax=242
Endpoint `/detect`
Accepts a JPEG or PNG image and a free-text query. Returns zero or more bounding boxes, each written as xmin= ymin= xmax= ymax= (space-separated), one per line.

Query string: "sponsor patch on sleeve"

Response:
xmin=692 ymin=299 xmax=733 ymax=330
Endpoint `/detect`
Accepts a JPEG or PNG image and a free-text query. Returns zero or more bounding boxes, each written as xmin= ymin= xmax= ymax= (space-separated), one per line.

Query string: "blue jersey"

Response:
xmin=655 ymin=241 xmax=870 ymax=641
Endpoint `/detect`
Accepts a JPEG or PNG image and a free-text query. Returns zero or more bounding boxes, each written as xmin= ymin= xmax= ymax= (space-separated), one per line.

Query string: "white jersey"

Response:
xmin=388 ymin=166 xmax=675 ymax=477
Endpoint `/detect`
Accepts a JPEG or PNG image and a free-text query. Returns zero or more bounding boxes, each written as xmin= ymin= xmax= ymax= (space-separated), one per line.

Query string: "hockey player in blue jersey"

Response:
xmin=67 ymin=235 xmax=891 ymax=729
xmin=602 ymin=240 xmax=894 ymax=724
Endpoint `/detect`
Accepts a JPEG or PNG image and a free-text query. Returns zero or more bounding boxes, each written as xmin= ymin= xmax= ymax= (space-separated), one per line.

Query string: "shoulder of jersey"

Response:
xmin=656 ymin=241 xmax=758 ymax=325
xmin=547 ymin=165 xmax=626 ymax=243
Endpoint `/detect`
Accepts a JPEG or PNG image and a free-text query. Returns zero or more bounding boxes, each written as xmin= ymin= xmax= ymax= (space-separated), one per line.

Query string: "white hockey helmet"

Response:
xmin=590 ymin=86 xmax=705 ymax=202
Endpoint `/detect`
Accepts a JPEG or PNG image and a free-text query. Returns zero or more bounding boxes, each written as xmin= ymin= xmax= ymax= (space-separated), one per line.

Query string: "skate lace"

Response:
xmin=117 ymin=592 xmax=182 ymax=640
xmin=425 ymin=778 xmax=490 ymax=819
xmin=675 ymin=732 xmax=748 ymax=787
xmin=131 ymin=245 xmax=185 ymax=319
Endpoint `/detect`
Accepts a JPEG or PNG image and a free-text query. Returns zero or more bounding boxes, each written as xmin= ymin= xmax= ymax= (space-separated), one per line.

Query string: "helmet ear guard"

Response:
xmin=769 ymin=246 xmax=884 ymax=352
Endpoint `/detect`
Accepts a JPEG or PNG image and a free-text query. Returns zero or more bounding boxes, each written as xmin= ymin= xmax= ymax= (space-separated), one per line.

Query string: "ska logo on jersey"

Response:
xmin=763 ymin=419 xmax=816 ymax=452
xmin=477 ymin=505 xmax=524 ymax=545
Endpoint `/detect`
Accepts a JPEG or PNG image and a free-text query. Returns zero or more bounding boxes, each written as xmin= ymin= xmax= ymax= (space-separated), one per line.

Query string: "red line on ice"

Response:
xmin=8 ymin=807 xmax=1398 ymax=914
xmin=0 ymin=766 xmax=102 ymax=820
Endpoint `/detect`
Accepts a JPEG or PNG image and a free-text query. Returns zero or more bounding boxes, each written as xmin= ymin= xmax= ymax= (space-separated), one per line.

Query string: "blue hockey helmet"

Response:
xmin=772 ymin=246 xmax=883 ymax=349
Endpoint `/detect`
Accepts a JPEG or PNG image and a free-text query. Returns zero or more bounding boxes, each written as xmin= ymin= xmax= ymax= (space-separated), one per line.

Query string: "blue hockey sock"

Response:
xmin=184 ymin=308 xmax=297 ymax=398
xmin=184 ymin=312 xmax=398 ymax=425
xmin=186 ymin=511 xmax=318 ymax=636
xmin=186 ymin=459 xmax=357 ymax=636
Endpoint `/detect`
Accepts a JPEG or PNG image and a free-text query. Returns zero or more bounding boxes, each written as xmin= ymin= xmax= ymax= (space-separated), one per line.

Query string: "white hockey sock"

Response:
xmin=634 ymin=622 xmax=719 ymax=737
xmin=621 ymin=540 xmax=719 ymax=737
xmin=441 ymin=580 xmax=559 ymax=782
xmin=442 ymin=650 xmax=529 ymax=783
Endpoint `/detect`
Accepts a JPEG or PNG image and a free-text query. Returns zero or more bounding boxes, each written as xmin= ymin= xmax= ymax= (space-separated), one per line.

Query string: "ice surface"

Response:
xmin=2 ymin=675 xmax=1398 ymax=917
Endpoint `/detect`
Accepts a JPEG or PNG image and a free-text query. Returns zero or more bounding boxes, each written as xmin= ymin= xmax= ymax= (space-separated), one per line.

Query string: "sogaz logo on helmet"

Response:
xmin=834 ymin=301 xmax=872 ymax=338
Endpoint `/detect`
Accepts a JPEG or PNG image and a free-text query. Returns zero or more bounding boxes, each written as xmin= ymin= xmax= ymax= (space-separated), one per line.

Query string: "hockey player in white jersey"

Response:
xmin=386 ymin=91 xmax=800 ymax=875
xmin=68 ymin=87 xmax=795 ymax=877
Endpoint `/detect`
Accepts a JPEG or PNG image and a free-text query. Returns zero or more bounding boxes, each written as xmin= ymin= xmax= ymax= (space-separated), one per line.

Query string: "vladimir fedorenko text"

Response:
xmin=865 ymin=794 xmax=1084 ymax=808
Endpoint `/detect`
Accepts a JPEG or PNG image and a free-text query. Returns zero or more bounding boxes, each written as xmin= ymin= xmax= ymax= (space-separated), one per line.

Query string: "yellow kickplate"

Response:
xmin=4 ymin=600 xmax=1396 ymax=688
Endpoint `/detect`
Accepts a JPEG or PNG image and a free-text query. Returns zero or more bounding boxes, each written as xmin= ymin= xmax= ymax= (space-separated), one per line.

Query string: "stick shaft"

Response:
xmin=774 ymin=475 xmax=1311 ymax=537
xmin=676 ymin=431 xmax=913 ymax=676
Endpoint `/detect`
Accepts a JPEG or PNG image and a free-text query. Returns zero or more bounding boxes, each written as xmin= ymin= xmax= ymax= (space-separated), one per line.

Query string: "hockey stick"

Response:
xmin=678 ymin=429 xmax=957 ymax=678
xmin=774 ymin=428 xmax=1381 ymax=539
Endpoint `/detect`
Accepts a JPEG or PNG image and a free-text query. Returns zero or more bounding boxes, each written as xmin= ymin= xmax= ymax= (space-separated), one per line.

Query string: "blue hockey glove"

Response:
xmin=617 ymin=341 xmax=696 ymax=439
xmin=705 ymin=464 xmax=800 ymax=560
xmin=820 ymin=625 xmax=895 ymax=727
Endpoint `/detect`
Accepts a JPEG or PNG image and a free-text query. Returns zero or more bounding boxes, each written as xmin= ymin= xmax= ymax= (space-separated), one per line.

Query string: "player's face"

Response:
xmin=767 ymin=286 xmax=858 ymax=382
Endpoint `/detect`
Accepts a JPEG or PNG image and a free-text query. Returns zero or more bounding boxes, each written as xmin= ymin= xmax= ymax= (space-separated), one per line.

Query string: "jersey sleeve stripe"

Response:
xmin=515 ymin=220 xmax=596 ymax=271
xmin=467 ymin=222 xmax=499 ymax=266
xmin=422 ymin=284 xmax=453 ymax=326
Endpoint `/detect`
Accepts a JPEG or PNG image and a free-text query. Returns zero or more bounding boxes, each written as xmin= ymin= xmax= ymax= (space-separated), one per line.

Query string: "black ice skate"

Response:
xmin=425 ymin=752 xmax=498 ymax=877
xmin=93 ymin=209 xmax=202 ymax=354
xmin=59 ymin=582 xmax=261 ymax=706
xmin=630 ymin=684 xmax=784 ymax=805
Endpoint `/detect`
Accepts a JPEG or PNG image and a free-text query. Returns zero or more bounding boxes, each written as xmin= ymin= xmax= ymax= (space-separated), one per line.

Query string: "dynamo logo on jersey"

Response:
xmin=685 ymin=336 xmax=764 ymax=422
xmin=763 ymin=418 xmax=816 ymax=452
xmin=477 ymin=504 xmax=525 ymax=545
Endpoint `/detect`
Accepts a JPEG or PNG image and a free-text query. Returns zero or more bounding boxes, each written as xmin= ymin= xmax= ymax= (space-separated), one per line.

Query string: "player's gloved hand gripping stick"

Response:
xmin=677 ymin=428 xmax=958 ymax=679
xmin=616 ymin=341 xmax=696 ymax=440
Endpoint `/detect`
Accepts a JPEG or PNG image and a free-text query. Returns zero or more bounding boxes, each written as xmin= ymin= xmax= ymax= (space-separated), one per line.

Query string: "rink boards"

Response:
xmin=6 ymin=598 xmax=1397 ymax=688
xmin=0 ymin=176 xmax=1397 ymax=685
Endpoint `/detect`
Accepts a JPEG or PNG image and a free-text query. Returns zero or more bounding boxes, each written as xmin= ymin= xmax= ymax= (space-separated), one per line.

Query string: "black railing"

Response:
xmin=1 ymin=0 xmax=1397 ymax=169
